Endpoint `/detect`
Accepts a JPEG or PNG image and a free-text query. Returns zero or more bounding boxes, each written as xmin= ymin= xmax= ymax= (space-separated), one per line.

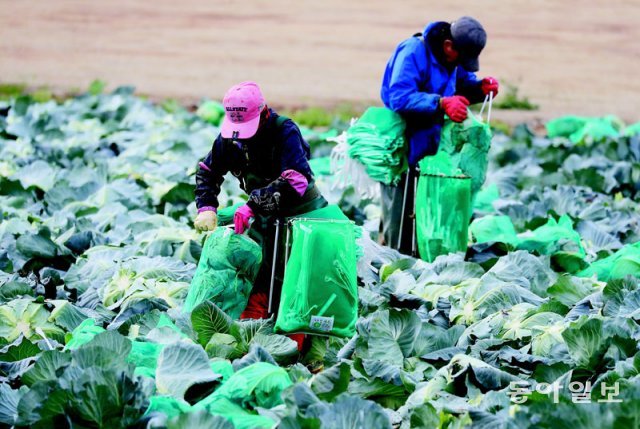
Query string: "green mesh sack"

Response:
xmin=415 ymin=170 xmax=471 ymax=262
xmin=217 ymin=203 xmax=244 ymax=226
xmin=275 ymin=217 xmax=358 ymax=338
xmin=199 ymin=362 xmax=292 ymax=409
xmin=197 ymin=398 xmax=273 ymax=429
xmin=346 ymin=106 xmax=408 ymax=185
xmin=517 ymin=215 xmax=587 ymax=272
xmin=546 ymin=115 xmax=589 ymax=138
xmin=128 ymin=341 xmax=163 ymax=378
xmin=290 ymin=203 xmax=347 ymax=222
xmin=473 ymin=184 xmax=500 ymax=214
xmin=579 ymin=242 xmax=640 ymax=281
xmin=516 ymin=215 xmax=584 ymax=254
xmin=546 ymin=115 xmax=624 ymax=143
xmin=568 ymin=117 xmax=621 ymax=143
xmin=193 ymin=362 xmax=290 ymax=429
xmin=183 ymin=228 xmax=262 ymax=317
xmin=433 ymin=112 xmax=492 ymax=197
xmin=64 ymin=318 xmax=105 ymax=350
xmin=470 ymin=215 xmax=518 ymax=246
xmin=144 ymin=396 xmax=192 ymax=420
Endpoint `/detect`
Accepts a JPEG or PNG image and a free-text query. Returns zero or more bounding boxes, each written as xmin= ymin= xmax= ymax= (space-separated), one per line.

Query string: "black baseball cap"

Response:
xmin=450 ymin=16 xmax=486 ymax=72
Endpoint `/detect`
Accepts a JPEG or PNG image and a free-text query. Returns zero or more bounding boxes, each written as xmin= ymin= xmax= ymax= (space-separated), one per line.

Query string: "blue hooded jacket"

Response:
xmin=381 ymin=22 xmax=484 ymax=166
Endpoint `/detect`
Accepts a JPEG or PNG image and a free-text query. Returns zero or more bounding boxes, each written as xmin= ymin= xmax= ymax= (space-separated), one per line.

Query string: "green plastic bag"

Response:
xmin=569 ymin=117 xmax=620 ymax=143
xmin=471 ymin=214 xmax=588 ymax=272
xmin=64 ymin=318 xmax=105 ymax=350
xmin=144 ymin=396 xmax=192 ymax=419
xmin=275 ymin=214 xmax=358 ymax=338
xmin=516 ymin=215 xmax=583 ymax=254
xmin=128 ymin=341 xmax=163 ymax=377
xmin=470 ymin=215 xmax=518 ymax=246
xmin=209 ymin=360 xmax=234 ymax=382
xmin=183 ymin=228 xmax=262 ymax=317
xmin=516 ymin=215 xmax=587 ymax=273
xmin=546 ymin=115 xmax=589 ymax=138
xmin=473 ymin=184 xmax=500 ymax=214
xmin=579 ymin=242 xmax=640 ymax=281
xmin=198 ymin=398 xmax=273 ymax=429
xmin=193 ymin=362 xmax=290 ymax=429
xmin=217 ymin=203 xmax=244 ymax=226
xmin=433 ymin=112 xmax=492 ymax=197
xmin=347 ymin=106 xmax=408 ymax=185
xmin=546 ymin=115 xmax=623 ymax=143
xmin=415 ymin=172 xmax=471 ymax=262
xmin=290 ymin=203 xmax=348 ymax=222
xmin=200 ymin=362 xmax=292 ymax=409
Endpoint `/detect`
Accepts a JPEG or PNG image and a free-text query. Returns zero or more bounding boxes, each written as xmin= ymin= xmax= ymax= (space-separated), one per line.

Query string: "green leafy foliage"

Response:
xmin=1 ymin=87 xmax=639 ymax=428
xmin=492 ymin=84 xmax=538 ymax=110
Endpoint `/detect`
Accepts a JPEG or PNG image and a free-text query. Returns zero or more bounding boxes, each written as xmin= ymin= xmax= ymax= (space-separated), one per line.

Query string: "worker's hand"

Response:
xmin=248 ymin=188 xmax=281 ymax=215
xmin=481 ymin=77 xmax=500 ymax=96
xmin=234 ymin=204 xmax=254 ymax=234
xmin=441 ymin=96 xmax=470 ymax=123
xmin=194 ymin=209 xmax=218 ymax=232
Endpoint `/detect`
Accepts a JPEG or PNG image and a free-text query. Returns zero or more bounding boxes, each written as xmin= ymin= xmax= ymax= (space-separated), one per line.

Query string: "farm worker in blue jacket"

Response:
xmin=193 ymin=81 xmax=327 ymax=349
xmin=379 ymin=16 xmax=499 ymax=253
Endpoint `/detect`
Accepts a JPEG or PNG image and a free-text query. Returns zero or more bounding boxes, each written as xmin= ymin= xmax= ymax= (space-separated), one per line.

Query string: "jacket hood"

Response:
xmin=423 ymin=21 xmax=443 ymax=38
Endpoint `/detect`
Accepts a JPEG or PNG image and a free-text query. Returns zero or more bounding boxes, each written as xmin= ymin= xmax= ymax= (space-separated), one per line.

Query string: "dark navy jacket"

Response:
xmin=195 ymin=109 xmax=314 ymax=212
xmin=381 ymin=21 xmax=484 ymax=166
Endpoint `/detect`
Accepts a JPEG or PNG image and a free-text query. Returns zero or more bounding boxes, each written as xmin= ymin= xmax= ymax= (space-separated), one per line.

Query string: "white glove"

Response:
xmin=194 ymin=210 xmax=218 ymax=231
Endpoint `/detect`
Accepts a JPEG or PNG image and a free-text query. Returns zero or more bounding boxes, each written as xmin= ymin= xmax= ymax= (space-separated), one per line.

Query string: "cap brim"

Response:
xmin=220 ymin=114 xmax=261 ymax=139
xmin=460 ymin=56 xmax=480 ymax=72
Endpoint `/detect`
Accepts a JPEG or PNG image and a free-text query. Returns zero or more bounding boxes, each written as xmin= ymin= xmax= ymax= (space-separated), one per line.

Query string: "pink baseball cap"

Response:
xmin=220 ymin=81 xmax=266 ymax=139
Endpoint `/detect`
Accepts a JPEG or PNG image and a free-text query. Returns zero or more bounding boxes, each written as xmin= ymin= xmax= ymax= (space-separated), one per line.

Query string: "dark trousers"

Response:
xmin=247 ymin=215 xmax=287 ymax=314
xmin=380 ymin=167 xmax=418 ymax=255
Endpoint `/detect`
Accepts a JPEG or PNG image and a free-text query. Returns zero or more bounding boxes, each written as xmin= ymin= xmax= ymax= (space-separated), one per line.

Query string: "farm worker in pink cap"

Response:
xmin=193 ymin=81 xmax=327 ymax=350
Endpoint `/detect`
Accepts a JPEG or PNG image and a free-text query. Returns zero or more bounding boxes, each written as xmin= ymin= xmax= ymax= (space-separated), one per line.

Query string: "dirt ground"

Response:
xmin=1 ymin=0 xmax=639 ymax=123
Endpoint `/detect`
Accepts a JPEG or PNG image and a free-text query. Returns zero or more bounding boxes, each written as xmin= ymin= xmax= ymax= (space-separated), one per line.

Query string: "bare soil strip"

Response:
xmin=1 ymin=0 xmax=639 ymax=122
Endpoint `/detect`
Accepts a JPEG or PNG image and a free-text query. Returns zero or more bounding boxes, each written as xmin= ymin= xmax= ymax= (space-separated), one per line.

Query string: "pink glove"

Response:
xmin=280 ymin=169 xmax=309 ymax=196
xmin=234 ymin=204 xmax=254 ymax=234
xmin=481 ymin=77 xmax=499 ymax=96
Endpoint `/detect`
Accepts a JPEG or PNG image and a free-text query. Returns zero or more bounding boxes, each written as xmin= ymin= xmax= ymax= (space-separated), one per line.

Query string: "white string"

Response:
xmin=480 ymin=94 xmax=488 ymax=118
xmin=478 ymin=92 xmax=494 ymax=125
xmin=487 ymin=91 xmax=494 ymax=124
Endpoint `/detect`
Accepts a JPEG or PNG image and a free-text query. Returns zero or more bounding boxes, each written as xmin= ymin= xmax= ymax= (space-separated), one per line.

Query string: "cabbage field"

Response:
xmin=0 ymin=87 xmax=639 ymax=428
